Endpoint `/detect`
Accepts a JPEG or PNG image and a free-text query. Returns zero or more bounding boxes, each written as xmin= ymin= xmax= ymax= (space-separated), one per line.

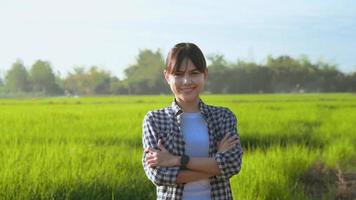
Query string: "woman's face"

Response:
xmin=164 ymin=58 xmax=208 ymax=104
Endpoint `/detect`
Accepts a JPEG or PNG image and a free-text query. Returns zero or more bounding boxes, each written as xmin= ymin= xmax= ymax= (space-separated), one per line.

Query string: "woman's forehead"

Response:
xmin=176 ymin=58 xmax=198 ymax=72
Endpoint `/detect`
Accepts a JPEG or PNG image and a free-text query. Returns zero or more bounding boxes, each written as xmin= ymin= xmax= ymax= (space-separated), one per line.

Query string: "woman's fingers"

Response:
xmin=145 ymin=155 xmax=158 ymax=167
xmin=145 ymin=144 xmax=177 ymax=168
xmin=217 ymin=134 xmax=239 ymax=153
xmin=227 ymin=136 xmax=238 ymax=147
xmin=226 ymin=135 xmax=238 ymax=143
xmin=229 ymin=140 xmax=238 ymax=147
xmin=220 ymin=133 xmax=229 ymax=144
xmin=145 ymin=152 xmax=156 ymax=162
xmin=157 ymin=139 xmax=167 ymax=152
xmin=220 ymin=134 xmax=237 ymax=145
xmin=146 ymin=159 xmax=157 ymax=167
xmin=145 ymin=147 xmax=160 ymax=153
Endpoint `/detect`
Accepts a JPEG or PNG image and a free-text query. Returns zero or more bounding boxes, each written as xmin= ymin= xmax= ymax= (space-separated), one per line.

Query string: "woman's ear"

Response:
xmin=163 ymin=70 xmax=170 ymax=84
xmin=204 ymin=68 xmax=208 ymax=80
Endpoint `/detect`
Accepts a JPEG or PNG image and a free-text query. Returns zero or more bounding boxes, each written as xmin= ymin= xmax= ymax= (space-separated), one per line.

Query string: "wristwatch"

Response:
xmin=180 ymin=154 xmax=190 ymax=169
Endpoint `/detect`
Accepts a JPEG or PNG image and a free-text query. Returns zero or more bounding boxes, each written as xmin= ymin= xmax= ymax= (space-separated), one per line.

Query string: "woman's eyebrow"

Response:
xmin=175 ymin=68 xmax=199 ymax=73
xmin=189 ymin=69 xmax=200 ymax=72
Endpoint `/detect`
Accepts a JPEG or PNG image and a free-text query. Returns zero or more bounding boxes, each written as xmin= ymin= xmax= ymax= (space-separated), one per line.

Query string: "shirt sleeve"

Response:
xmin=214 ymin=109 xmax=243 ymax=180
xmin=142 ymin=112 xmax=180 ymax=186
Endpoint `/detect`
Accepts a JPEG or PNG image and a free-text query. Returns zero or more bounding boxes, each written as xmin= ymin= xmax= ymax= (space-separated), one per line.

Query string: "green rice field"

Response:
xmin=0 ymin=93 xmax=355 ymax=200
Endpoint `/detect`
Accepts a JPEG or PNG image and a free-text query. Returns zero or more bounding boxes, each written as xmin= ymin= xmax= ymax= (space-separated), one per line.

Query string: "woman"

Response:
xmin=142 ymin=42 xmax=242 ymax=200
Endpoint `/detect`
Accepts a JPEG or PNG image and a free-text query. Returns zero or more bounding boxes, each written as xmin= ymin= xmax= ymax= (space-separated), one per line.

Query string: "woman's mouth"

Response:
xmin=180 ymin=87 xmax=195 ymax=92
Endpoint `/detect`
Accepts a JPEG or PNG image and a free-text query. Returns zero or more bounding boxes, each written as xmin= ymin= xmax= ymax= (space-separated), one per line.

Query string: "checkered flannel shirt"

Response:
xmin=142 ymin=99 xmax=243 ymax=200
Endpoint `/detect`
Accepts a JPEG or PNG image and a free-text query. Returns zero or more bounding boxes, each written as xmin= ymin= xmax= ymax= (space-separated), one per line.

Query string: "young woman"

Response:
xmin=142 ymin=42 xmax=243 ymax=200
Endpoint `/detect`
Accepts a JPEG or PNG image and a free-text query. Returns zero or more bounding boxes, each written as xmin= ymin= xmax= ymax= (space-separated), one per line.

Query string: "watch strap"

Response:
xmin=180 ymin=154 xmax=190 ymax=169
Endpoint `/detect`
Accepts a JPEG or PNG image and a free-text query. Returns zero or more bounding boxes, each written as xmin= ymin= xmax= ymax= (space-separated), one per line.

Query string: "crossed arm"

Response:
xmin=144 ymin=134 xmax=238 ymax=184
xmin=142 ymin=110 xmax=242 ymax=186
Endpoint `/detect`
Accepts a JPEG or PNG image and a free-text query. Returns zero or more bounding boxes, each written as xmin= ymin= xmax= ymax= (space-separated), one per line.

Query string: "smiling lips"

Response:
xmin=180 ymin=87 xmax=195 ymax=93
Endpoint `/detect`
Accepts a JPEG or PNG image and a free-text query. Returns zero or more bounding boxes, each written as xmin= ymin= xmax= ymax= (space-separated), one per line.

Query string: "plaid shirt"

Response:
xmin=142 ymin=99 xmax=243 ymax=200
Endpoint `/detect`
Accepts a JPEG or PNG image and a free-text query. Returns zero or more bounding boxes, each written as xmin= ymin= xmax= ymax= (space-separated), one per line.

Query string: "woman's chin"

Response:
xmin=179 ymin=93 xmax=199 ymax=103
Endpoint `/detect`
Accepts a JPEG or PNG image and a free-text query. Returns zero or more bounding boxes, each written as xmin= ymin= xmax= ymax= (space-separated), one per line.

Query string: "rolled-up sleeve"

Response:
xmin=214 ymin=109 xmax=243 ymax=180
xmin=142 ymin=112 xmax=180 ymax=186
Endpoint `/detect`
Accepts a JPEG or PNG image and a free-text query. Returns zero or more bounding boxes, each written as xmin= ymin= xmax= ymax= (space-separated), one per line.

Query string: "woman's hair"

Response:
xmin=165 ymin=42 xmax=206 ymax=74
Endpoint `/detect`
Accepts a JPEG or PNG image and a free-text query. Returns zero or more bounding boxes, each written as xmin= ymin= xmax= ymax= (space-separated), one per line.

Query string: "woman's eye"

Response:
xmin=174 ymin=73 xmax=183 ymax=77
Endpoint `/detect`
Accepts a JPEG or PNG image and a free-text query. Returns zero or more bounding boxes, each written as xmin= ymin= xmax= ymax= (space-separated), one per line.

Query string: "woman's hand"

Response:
xmin=217 ymin=133 xmax=238 ymax=153
xmin=145 ymin=139 xmax=180 ymax=168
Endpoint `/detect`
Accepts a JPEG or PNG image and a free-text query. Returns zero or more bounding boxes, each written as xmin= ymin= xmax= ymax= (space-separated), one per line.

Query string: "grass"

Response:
xmin=0 ymin=93 xmax=355 ymax=199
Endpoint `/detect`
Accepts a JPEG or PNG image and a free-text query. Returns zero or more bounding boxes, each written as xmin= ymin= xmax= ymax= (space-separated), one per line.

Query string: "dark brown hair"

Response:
xmin=165 ymin=42 xmax=206 ymax=74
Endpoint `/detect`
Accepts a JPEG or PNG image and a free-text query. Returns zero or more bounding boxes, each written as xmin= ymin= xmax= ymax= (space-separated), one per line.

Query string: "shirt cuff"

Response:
xmin=161 ymin=166 xmax=180 ymax=185
xmin=214 ymin=152 xmax=228 ymax=180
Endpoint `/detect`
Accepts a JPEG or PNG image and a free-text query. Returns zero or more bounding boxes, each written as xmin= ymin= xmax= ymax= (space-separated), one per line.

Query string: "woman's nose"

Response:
xmin=182 ymin=76 xmax=191 ymax=84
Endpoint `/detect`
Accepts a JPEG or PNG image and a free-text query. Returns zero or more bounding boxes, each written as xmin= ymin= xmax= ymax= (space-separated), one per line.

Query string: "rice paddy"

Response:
xmin=0 ymin=93 xmax=355 ymax=199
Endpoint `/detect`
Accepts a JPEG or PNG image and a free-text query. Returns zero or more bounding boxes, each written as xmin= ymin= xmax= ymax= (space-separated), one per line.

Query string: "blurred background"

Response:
xmin=0 ymin=0 xmax=355 ymax=97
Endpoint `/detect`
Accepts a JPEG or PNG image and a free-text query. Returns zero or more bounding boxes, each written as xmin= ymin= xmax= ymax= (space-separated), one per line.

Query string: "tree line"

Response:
xmin=0 ymin=49 xmax=355 ymax=96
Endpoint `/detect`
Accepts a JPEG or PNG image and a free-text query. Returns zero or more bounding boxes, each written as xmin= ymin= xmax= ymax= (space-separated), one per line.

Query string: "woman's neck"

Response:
xmin=176 ymin=98 xmax=200 ymax=112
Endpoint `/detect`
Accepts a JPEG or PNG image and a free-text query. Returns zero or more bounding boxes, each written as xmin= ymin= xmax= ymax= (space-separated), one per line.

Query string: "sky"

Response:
xmin=0 ymin=0 xmax=355 ymax=79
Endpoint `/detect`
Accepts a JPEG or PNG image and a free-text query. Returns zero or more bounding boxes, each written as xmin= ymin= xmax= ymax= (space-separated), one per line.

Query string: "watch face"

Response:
xmin=181 ymin=154 xmax=189 ymax=166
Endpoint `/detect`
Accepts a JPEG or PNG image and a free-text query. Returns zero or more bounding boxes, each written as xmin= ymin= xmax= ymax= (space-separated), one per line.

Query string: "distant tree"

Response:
xmin=316 ymin=61 xmax=345 ymax=92
xmin=4 ymin=53 xmax=351 ymax=96
xmin=64 ymin=66 xmax=89 ymax=95
xmin=348 ymin=71 xmax=356 ymax=92
xmin=64 ymin=66 xmax=113 ymax=95
xmin=206 ymin=54 xmax=230 ymax=93
xmin=296 ymin=55 xmax=320 ymax=92
xmin=267 ymin=55 xmax=320 ymax=92
xmin=30 ymin=60 xmax=62 ymax=95
xmin=0 ymin=77 xmax=4 ymax=94
xmin=54 ymin=70 xmax=65 ymax=93
xmin=87 ymin=66 xmax=112 ymax=95
xmin=229 ymin=61 xmax=272 ymax=93
xmin=5 ymin=59 xmax=31 ymax=92
xmin=124 ymin=49 xmax=167 ymax=94
xmin=110 ymin=77 xmax=129 ymax=95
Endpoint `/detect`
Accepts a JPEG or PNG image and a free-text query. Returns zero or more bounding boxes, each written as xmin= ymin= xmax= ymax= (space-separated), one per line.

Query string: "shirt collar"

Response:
xmin=171 ymin=98 xmax=210 ymax=117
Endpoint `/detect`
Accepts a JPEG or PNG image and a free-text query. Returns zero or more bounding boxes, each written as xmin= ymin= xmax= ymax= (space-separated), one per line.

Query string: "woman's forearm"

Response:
xmin=176 ymin=170 xmax=213 ymax=184
xmin=172 ymin=156 xmax=221 ymax=175
xmin=145 ymin=147 xmax=222 ymax=176
xmin=185 ymin=157 xmax=221 ymax=176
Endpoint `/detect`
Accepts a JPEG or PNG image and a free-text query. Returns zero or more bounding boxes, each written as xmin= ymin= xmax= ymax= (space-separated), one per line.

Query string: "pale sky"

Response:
xmin=0 ymin=0 xmax=355 ymax=79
